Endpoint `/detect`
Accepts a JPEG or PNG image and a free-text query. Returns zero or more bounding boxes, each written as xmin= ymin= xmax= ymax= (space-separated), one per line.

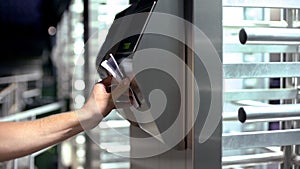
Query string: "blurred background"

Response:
xmin=0 ymin=0 xmax=300 ymax=169
xmin=0 ymin=0 xmax=131 ymax=168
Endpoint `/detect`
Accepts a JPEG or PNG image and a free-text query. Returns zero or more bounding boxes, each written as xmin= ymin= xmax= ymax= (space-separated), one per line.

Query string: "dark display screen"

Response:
xmin=116 ymin=35 xmax=139 ymax=54
xmin=114 ymin=1 xmax=156 ymax=55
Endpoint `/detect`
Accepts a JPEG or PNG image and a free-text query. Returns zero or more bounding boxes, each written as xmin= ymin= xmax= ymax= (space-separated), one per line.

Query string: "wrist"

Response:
xmin=75 ymin=107 xmax=103 ymax=130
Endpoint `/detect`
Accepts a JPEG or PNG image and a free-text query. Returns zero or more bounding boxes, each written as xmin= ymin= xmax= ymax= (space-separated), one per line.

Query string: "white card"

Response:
xmin=101 ymin=54 xmax=140 ymax=108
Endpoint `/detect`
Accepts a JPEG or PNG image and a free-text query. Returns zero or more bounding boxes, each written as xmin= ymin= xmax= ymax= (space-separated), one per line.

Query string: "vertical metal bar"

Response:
xmin=13 ymin=118 xmax=19 ymax=169
xmin=295 ymin=139 xmax=300 ymax=168
xmin=184 ymin=1 xmax=194 ymax=169
xmin=281 ymin=8 xmax=294 ymax=169
xmin=83 ymin=0 xmax=90 ymax=95
xmin=281 ymin=121 xmax=293 ymax=169
xmin=13 ymin=159 xmax=18 ymax=169
xmin=193 ymin=0 xmax=222 ymax=169
xmin=29 ymin=115 xmax=36 ymax=169
xmin=29 ymin=155 xmax=35 ymax=169
xmin=83 ymin=0 xmax=92 ymax=168
xmin=294 ymin=8 xmax=300 ymax=169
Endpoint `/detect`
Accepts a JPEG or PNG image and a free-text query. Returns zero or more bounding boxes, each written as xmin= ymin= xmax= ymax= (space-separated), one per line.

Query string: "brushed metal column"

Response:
xmin=193 ymin=0 xmax=222 ymax=169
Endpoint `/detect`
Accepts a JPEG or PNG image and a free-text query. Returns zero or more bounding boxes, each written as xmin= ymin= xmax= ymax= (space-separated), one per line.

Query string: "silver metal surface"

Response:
xmin=296 ymin=122 xmax=300 ymax=155
xmin=294 ymin=156 xmax=300 ymax=166
xmin=223 ymin=20 xmax=289 ymax=28
xmin=239 ymin=28 xmax=300 ymax=44
xmin=0 ymin=72 xmax=42 ymax=84
xmin=235 ymin=100 xmax=271 ymax=107
xmin=223 ymin=0 xmax=300 ymax=9
xmin=223 ymin=112 xmax=238 ymax=121
xmin=0 ymin=101 xmax=64 ymax=122
xmin=224 ymin=63 xmax=300 ymax=78
xmin=31 ymin=145 xmax=55 ymax=157
xmin=281 ymin=9 xmax=295 ymax=169
xmin=223 ymin=129 xmax=300 ymax=149
xmin=0 ymin=84 xmax=17 ymax=100
xmin=194 ymin=0 xmax=222 ymax=168
xmin=281 ymin=121 xmax=294 ymax=169
xmin=224 ymin=88 xmax=298 ymax=101
xmin=223 ymin=44 xmax=300 ymax=53
xmin=222 ymin=152 xmax=283 ymax=166
xmin=29 ymin=155 xmax=34 ymax=169
xmin=22 ymin=89 xmax=41 ymax=99
xmin=13 ymin=159 xmax=18 ymax=169
xmin=238 ymin=104 xmax=300 ymax=123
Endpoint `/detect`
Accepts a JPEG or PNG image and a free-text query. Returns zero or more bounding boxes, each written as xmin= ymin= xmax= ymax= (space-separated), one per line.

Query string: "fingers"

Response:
xmin=98 ymin=76 xmax=113 ymax=92
xmin=96 ymin=76 xmax=131 ymax=107
xmin=100 ymin=75 xmax=113 ymax=86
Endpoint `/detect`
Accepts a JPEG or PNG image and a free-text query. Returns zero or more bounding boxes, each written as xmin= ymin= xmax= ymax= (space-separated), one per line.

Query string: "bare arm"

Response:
xmin=0 ymin=111 xmax=82 ymax=162
xmin=0 ymin=77 xmax=129 ymax=162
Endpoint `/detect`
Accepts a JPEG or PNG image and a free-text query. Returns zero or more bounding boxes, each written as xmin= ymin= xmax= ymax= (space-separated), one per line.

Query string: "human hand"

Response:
xmin=77 ymin=76 xmax=130 ymax=129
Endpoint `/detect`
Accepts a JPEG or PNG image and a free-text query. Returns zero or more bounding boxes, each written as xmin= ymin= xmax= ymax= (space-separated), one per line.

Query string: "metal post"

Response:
xmin=83 ymin=0 xmax=92 ymax=168
xmin=281 ymin=8 xmax=294 ymax=169
xmin=29 ymin=155 xmax=34 ymax=169
xmin=193 ymin=0 xmax=222 ymax=168
xmin=222 ymin=152 xmax=284 ymax=166
xmin=13 ymin=159 xmax=18 ymax=169
xmin=238 ymin=104 xmax=300 ymax=123
xmin=281 ymin=121 xmax=293 ymax=169
xmin=295 ymin=125 xmax=300 ymax=169
xmin=294 ymin=9 xmax=300 ymax=169
xmin=13 ymin=118 xmax=19 ymax=169
xmin=239 ymin=28 xmax=300 ymax=44
xmin=83 ymin=0 xmax=90 ymax=96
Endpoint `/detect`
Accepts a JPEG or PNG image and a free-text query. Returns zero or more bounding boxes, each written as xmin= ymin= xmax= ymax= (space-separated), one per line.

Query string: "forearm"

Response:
xmin=0 ymin=111 xmax=83 ymax=162
xmin=0 ymin=78 xmax=128 ymax=162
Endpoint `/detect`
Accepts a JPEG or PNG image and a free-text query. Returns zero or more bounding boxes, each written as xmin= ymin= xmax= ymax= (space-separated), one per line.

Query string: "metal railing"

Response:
xmin=0 ymin=101 xmax=65 ymax=169
xmin=0 ymin=72 xmax=43 ymax=117
xmin=222 ymin=1 xmax=300 ymax=168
